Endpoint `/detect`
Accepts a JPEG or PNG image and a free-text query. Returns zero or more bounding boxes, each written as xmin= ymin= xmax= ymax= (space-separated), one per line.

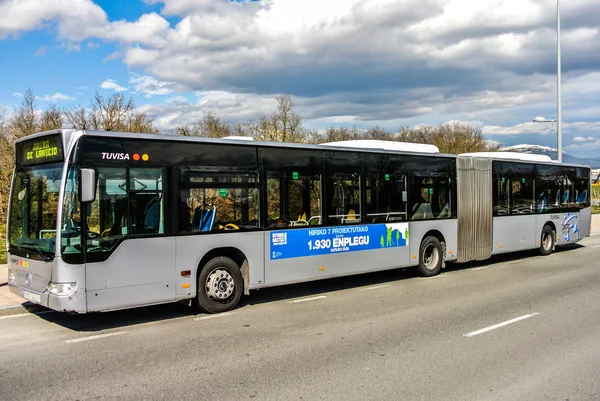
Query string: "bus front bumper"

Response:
xmin=7 ymin=276 xmax=86 ymax=314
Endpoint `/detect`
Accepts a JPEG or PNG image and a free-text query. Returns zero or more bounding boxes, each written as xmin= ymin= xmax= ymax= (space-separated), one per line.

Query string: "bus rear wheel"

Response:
xmin=418 ymin=236 xmax=443 ymax=277
xmin=539 ymin=225 xmax=555 ymax=256
xmin=194 ymin=256 xmax=243 ymax=314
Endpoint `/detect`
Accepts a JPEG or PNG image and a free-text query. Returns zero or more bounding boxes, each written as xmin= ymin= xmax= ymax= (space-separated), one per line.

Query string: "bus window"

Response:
xmin=260 ymin=147 xmax=324 ymax=228
xmin=86 ymin=168 xmax=127 ymax=255
xmin=363 ymin=153 xmax=408 ymax=223
xmin=493 ymin=161 xmax=535 ymax=215
xmin=129 ymin=168 xmax=164 ymax=235
xmin=409 ymin=175 xmax=451 ymax=220
xmin=325 ymin=152 xmax=361 ymax=225
xmin=328 ymin=172 xmax=361 ymax=225
xmin=179 ymin=168 xmax=260 ymax=233
xmin=574 ymin=176 xmax=590 ymax=207
xmin=536 ymin=165 xmax=563 ymax=213
xmin=364 ymin=174 xmax=407 ymax=223
xmin=494 ymin=177 xmax=509 ymax=215
xmin=510 ymin=178 xmax=534 ymax=214
xmin=266 ymin=172 xmax=322 ymax=228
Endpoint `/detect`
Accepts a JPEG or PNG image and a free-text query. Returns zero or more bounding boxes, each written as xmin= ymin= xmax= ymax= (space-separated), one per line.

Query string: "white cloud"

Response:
xmin=102 ymin=12 xmax=170 ymax=46
xmin=165 ymin=95 xmax=190 ymax=104
xmin=565 ymin=139 xmax=600 ymax=154
xmin=76 ymin=85 xmax=88 ymax=90
xmin=34 ymin=46 xmax=47 ymax=57
xmin=41 ymin=93 xmax=73 ymax=101
xmin=87 ymin=41 xmax=100 ymax=49
xmin=100 ymin=79 xmax=127 ymax=91
xmin=572 ymin=136 xmax=597 ymax=143
xmin=102 ymin=51 xmax=120 ymax=62
xmin=139 ymin=91 xmax=280 ymax=131
xmin=129 ymin=74 xmax=177 ymax=97
xmin=13 ymin=92 xmax=24 ymax=98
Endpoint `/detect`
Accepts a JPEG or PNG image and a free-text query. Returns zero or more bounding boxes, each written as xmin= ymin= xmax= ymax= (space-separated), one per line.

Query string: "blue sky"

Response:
xmin=1 ymin=0 xmax=600 ymax=158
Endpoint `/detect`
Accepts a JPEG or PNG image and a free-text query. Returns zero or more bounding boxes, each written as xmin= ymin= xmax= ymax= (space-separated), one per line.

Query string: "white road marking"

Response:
xmin=590 ymin=233 xmax=599 ymax=236
xmin=0 ymin=313 xmax=30 ymax=320
xmin=287 ymin=295 xmax=327 ymax=304
xmin=464 ymin=313 xmax=539 ymax=338
xmin=194 ymin=311 xmax=236 ymax=321
xmin=591 ymin=245 xmax=600 ymax=248
xmin=419 ymin=275 xmax=444 ymax=279
xmin=359 ymin=284 xmax=391 ymax=291
xmin=65 ymin=331 xmax=127 ymax=344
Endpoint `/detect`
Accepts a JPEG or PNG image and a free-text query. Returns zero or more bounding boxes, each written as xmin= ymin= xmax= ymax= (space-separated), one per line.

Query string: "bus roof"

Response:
xmin=459 ymin=151 xmax=590 ymax=169
xmin=77 ymin=129 xmax=458 ymax=159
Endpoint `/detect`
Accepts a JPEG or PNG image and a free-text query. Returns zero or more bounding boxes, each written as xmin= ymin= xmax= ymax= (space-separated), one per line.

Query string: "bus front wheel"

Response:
xmin=539 ymin=225 xmax=555 ymax=256
xmin=194 ymin=256 xmax=244 ymax=314
xmin=418 ymin=236 xmax=443 ymax=277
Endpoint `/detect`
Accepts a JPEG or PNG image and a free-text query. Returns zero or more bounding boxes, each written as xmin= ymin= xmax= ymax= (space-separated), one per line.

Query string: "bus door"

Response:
xmin=84 ymin=167 xmax=176 ymax=311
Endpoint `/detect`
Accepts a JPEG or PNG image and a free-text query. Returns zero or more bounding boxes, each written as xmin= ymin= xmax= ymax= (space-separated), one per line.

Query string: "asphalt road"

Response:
xmin=1 ymin=233 xmax=600 ymax=400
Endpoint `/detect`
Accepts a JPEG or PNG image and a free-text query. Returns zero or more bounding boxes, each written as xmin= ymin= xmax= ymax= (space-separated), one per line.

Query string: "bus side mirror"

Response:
xmin=80 ymin=168 xmax=97 ymax=203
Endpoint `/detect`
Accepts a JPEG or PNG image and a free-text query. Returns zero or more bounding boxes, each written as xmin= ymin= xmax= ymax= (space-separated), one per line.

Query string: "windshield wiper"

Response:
xmin=11 ymin=243 xmax=52 ymax=262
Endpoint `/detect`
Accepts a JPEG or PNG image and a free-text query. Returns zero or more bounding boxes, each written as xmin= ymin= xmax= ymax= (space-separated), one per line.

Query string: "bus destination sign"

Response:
xmin=16 ymin=134 xmax=64 ymax=165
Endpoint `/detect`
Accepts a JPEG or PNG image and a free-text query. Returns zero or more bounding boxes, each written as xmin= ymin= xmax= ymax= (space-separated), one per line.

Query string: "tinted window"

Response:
xmin=325 ymin=151 xmax=362 ymax=225
xmin=493 ymin=162 xmax=535 ymax=215
xmin=260 ymin=148 xmax=324 ymax=228
xmin=85 ymin=168 xmax=128 ymax=257
xmin=179 ymin=167 xmax=260 ymax=233
xmin=409 ymin=157 xmax=455 ymax=220
xmin=363 ymin=154 xmax=408 ymax=222
xmin=129 ymin=168 xmax=164 ymax=235
xmin=536 ymin=165 xmax=567 ymax=213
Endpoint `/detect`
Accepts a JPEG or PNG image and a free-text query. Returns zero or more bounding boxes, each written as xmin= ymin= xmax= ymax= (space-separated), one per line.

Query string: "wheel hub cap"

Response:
xmin=206 ymin=268 xmax=235 ymax=301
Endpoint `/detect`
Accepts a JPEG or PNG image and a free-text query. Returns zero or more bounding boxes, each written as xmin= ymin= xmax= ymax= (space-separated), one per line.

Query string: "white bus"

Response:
xmin=7 ymin=129 xmax=592 ymax=313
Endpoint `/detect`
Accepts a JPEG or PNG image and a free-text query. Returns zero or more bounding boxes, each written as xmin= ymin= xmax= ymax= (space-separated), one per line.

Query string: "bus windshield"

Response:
xmin=8 ymin=163 xmax=63 ymax=259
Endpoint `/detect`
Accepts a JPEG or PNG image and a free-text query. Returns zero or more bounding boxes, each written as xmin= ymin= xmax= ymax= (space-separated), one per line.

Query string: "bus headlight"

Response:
xmin=47 ymin=282 xmax=77 ymax=297
xmin=8 ymin=270 xmax=15 ymax=284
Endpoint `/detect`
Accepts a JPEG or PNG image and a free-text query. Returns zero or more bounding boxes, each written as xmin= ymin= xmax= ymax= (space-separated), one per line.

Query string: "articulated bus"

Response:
xmin=7 ymin=130 xmax=592 ymax=313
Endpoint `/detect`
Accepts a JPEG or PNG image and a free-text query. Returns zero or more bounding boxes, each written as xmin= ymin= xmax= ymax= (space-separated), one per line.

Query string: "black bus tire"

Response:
xmin=418 ymin=236 xmax=443 ymax=277
xmin=539 ymin=225 xmax=555 ymax=256
xmin=194 ymin=256 xmax=243 ymax=314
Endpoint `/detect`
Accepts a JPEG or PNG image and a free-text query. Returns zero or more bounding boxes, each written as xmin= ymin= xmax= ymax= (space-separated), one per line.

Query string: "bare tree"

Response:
xmin=38 ymin=103 xmax=63 ymax=132
xmin=11 ymin=89 xmax=38 ymax=139
xmin=65 ymin=92 xmax=158 ymax=133
xmin=397 ymin=123 xmax=499 ymax=154
xmin=0 ymin=107 xmax=14 ymax=249
xmin=175 ymin=111 xmax=233 ymax=138
xmin=306 ymin=126 xmax=364 ymax=144
xmin=251 ymin=95 xmax=306 ymax=143
xmin=64 ymin=106 xmax=90 ymax=130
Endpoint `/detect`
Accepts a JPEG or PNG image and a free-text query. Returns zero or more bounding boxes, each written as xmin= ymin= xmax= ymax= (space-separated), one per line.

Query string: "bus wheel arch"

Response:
xmin=539 ymin=223 xmax=556 ymax=256
xmin=417 ymin=230 xmax=446 ymax=277
xmin=193 ymin=247 xmax=248 ymax=314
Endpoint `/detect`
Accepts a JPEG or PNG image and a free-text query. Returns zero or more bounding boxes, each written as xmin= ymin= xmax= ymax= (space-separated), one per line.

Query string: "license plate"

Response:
xmin=22 ymin=290 xmax=41 ymax=304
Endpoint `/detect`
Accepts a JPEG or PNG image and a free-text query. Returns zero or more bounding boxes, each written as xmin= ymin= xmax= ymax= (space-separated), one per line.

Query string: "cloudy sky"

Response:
xmin=1 ymin=0 xmax=599 ymax=157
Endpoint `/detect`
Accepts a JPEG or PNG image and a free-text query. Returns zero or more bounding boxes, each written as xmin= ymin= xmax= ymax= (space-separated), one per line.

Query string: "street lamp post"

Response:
xmin=532 ymin=1 xmax=562 ymax=163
